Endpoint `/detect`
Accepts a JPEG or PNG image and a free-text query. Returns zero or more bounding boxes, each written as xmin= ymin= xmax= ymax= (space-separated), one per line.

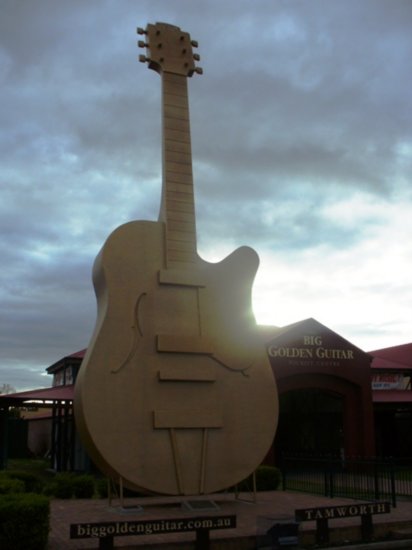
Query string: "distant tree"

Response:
xmin=0 ymin=383 xmax=16 ymax=394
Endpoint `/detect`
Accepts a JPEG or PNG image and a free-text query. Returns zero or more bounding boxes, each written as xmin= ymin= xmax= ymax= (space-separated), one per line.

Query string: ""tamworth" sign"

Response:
xmin=295 ymin=501 xmax=390 ymax=522
xmin=295 ymin=502 xmax=390 ymax=545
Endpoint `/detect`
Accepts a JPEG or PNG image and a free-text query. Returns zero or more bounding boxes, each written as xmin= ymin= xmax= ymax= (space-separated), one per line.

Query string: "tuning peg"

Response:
xmin=139 ymin=54 xmax=149 ymax=63
xmin=195 ymin=67 xmax=203 ymax=75
xmin=138 ymin=40 xmax=148 ymax=48
xmin=137 ymin=27 xmax=146 ymax=35
xmin=193 ymin=54 xmax=200 ymax=61
xmin=191 ymin=40 xmax=199 ymax=48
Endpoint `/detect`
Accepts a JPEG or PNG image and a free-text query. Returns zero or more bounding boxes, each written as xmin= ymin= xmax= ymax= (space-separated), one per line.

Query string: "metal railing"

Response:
xmin=281 ymin=454 xmax=412 ymax=507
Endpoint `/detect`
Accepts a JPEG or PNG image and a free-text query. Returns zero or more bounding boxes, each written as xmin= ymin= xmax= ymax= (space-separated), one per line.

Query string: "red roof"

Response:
xmin=369 ymin=343 xmax=412 ymax=369
xmin=68 ymin=349 xmax=86 ymax=359
xmin=370 ymin=355 xmax=412 ymax=371
xmin=0 ymin=385 xmax=74 ymax=403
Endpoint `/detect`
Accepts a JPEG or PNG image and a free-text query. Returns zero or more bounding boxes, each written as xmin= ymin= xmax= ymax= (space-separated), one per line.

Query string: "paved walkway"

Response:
xmin=49 ymin=491 xmax=412 ymax=549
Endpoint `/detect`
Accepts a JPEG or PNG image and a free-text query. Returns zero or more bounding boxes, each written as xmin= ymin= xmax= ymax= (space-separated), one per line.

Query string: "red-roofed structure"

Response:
xmin=0 ymin=385 xmax=74 ymax=404
xmin=370 ymin=343 xmax=412 ymax=368
xmin=0 ymin=350 xmax=84 ymax=471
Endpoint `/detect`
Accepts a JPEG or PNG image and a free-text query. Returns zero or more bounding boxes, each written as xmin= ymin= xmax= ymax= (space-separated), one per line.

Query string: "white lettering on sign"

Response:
xmin=268 ymin=334 xmax=355 ymax=363
xmin=295 ymin=502 xmax=390 ymax=522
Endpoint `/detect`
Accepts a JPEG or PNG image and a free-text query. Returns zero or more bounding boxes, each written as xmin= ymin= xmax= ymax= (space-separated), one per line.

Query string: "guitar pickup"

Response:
xmin=158 ymin=364 xmax=216 ymax=382
xmin=157 ymin=334 xmax=213 ymax=354
xmin=158 ymin=269 xmax=206 ymax=287
xmin=153 ymin=408 xmax=222 ymax=428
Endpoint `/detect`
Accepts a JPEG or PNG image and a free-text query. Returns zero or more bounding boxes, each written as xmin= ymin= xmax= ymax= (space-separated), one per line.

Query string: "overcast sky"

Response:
xmin=1 ymin=0 xmax=411 ymax=391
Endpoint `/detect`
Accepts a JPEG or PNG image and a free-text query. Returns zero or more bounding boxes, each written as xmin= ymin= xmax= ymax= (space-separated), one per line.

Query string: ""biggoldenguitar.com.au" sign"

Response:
xmin=70 ymin=515 xmax=237 ymax=539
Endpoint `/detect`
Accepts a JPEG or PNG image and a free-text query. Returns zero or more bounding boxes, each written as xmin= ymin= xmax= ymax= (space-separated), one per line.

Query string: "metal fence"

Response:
xmin=281 ymin=454 xmax=412 ymax=507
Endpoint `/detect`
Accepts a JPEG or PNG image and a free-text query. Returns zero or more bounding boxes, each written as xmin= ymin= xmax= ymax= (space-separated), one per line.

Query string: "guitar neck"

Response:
xmin=159 ymin=72 xmax=197 ymax=268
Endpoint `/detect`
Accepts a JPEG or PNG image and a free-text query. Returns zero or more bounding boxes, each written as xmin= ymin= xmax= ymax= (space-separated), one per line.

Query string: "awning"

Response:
xmin=373 ymin=390 xmax=412 ymax=404
xmin=0 ymin=385 xmax=74 ymax=406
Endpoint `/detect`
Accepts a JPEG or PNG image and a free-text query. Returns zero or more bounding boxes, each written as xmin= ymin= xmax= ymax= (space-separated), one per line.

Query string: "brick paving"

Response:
xmin=48 ymin=491 xmax=412 ymax=549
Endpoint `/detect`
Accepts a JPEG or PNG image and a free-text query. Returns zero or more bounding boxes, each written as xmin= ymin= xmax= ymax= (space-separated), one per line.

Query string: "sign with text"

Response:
xmin=70 ymin=515 xmax=236 ymax=539
xmin=268 ymin=333 xmax=358 ymax=369
xmin=372 ymin=374 xmax=407 ymax=390
xmin=295 ymin=501 xmax=390 ymax=522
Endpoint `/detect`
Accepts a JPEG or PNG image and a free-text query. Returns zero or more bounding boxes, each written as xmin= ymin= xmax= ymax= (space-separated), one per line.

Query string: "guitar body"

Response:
xmin=75 ymin=220 xmax=278 ymax=495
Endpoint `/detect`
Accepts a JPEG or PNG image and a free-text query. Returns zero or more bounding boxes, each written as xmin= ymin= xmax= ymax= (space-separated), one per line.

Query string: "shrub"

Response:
xmin=53 ymin=472 xmax=75 ymax=499
xmin=96 ymin=477 xmax=108 ymax=499
xmin=72 ymin=475 xmax=95 ymax=498
xmin=46 ymin=472 xmax=95 ymax=499
xmin=5 ymin=470 xmax=42 ymax=493
xmin=0 ymin=478 xmax=25 ymax=494
xmin=237 ymin=465 xmax=282 ymax=492
xmin=255 ymin=465 xmax=282 ymax=491
xmin=0 ymin=493 xmax=50 ymax=550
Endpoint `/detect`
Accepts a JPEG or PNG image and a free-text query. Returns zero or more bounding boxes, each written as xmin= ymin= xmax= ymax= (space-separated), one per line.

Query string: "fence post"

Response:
xmin=282 ymin=468 xmax=287 ymax=491
xmin=330 ymin=470 xmax=334 ymax=499
xmin=389 ymin=457 xmax=397 ymax=508
xmin=374 ymin=458 xmax=380 ymax=501
xmin=324 ymin=470 xmax=329 ymax=497
xmin=281 ymin=454 xmax=287 ymax=491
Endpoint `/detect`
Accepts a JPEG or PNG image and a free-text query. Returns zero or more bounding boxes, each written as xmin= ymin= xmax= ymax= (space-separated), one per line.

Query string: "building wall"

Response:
xmin=267 ymin=318 xmax=375 ymax=459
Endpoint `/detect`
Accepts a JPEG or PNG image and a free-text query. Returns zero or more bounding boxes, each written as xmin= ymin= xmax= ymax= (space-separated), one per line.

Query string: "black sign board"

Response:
xmin=70 ymin=514 xmax=236 ymax=539
xmin=295 ymin=501 xmax=390 ymax=522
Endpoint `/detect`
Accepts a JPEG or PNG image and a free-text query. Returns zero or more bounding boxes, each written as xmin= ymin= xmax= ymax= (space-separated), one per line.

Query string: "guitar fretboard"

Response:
xmin=159 ymin=72 xmax=197 ymax=268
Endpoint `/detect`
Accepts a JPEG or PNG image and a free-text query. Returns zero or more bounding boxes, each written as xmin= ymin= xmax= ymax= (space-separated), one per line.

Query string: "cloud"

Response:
xmin=0 ymin=1 xmax=411 ymax=389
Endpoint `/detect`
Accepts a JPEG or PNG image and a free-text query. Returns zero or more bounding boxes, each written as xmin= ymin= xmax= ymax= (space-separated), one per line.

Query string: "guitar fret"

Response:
xmin=164 ymin=127 xmax=189 ymax=139
xmin=165 ymin=163 xmax=192 ymax=177
xmin=164 ymin=140 xmax=191 ymax=154
xmin=163 ymin=105 xmax=189 ymax=120
xmin=163 ymin=93 xmax=188 ymax=109
xmin=166 ymin=191 xmax=193 ymax=204
xmin=163 ymin=128 xmax=191 ymax=144
xmin=167 ymin=210 xmax=195 ymax=223
xmin=164 ymin=149 xmax=192 ymax=164
xmin=164 ymin=240 xmax=196 ymax=253
xmin=167 ymin=230 xmax=196 ymax=243
xmin=166 ymin=251 xmax=197 ymax=266
xmin=165 ymin=172 xmax=193 ymax=185
xmin=168 ymin=219 xmax=195 ymax=232
xmin=167 ymin=200 xmax=194 ymax=213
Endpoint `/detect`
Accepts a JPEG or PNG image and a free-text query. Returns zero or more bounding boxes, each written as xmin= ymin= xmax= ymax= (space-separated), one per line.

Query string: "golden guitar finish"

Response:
xmin=74 ymin=22 xmax=278 ymax=496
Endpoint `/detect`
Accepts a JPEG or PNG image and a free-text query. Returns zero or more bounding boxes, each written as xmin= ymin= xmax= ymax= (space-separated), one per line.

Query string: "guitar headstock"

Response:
xmin=137 ymin=22 xmax=202 ymax=77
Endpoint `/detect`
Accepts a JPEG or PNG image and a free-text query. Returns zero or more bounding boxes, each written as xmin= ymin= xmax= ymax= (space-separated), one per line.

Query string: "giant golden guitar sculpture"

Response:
xmin=74 ymin=22 xmax=278 ymax=496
